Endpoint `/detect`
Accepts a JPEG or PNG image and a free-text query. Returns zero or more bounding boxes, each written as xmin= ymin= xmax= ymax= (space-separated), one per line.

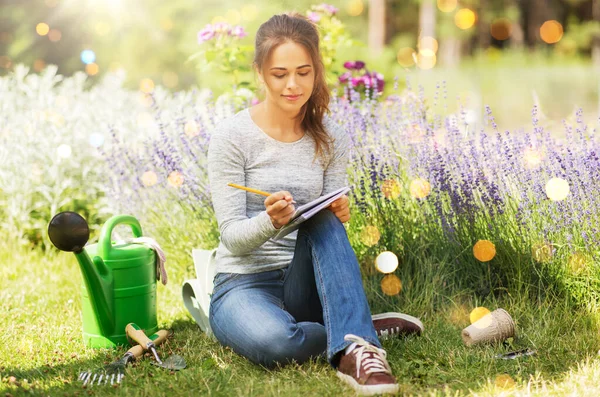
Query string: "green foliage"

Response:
xmin=2 ymin=230 xmax=600 ymax=396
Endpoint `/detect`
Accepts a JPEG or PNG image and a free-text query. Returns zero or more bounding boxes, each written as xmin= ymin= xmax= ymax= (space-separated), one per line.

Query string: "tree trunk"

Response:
xmin=368 ymin=0 xmax=386 ymax=55
xmin=478 ymin=0 xmax=491 ymax=49
xmin=419 ymin=0 xmax=436 ymax=38
xmin=592 ymin=0 xmax=600 ymax=66
xmin=527 ymin=0 xmax=548 ymax=47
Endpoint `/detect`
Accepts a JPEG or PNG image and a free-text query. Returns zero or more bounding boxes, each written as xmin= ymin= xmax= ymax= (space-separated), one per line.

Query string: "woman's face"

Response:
xmin=259 ymin=41 xmax=315 ymax=112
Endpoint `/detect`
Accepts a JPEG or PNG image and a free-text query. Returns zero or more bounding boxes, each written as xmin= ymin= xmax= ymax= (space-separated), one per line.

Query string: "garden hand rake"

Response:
xmin=79 ymin=329 xmax=171 ymax=387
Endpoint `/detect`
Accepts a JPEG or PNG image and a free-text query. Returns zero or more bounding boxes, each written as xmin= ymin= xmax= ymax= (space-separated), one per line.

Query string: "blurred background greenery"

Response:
xmin=0 ymin=0 xmax=599 ymax=127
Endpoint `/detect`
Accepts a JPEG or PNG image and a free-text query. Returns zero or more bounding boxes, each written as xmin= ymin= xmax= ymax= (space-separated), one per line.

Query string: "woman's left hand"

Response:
xmin=328 ymin=194 xmax=350 ymax=223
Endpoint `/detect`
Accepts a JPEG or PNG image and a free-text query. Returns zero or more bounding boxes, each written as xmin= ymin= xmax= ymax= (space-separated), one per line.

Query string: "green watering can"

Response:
xmin=48 ymin=212 xmax=158 ymax=348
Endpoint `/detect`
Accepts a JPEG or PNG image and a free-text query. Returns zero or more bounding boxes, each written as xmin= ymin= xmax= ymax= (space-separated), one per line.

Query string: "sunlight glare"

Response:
xmin=360 ymin=225 xmax=381 ymax=247
xmin=455 ymin=9 xmax=476 ymax=30
xmin=381 ymin=274 xmax=402 ymax=296
xmin=375 ymin=251 xmax=399 ymax=274
xmin=346 ymin=0 xmax=364 ymax=16
xmin=473 ymin=240 xmax=496 ymax=262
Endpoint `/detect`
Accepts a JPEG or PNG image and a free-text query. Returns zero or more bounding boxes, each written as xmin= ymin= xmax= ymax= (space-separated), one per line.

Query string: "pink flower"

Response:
xmin=343 ymin=60 xmax=366 ymax=70
xmin=213 ymin=22 xmax=231 ymax=34
xmin=315 ymin=3 xmax=338 ymax=16
xmin=307 ymin=12 xmax=321 ymax=22
xmin=231 ymin=25 xmax=247 ymax=38
xmin=338 ymin=71 xmax=352 ymax=83
xmin=197 ymin=25 xmax=215 ymax=44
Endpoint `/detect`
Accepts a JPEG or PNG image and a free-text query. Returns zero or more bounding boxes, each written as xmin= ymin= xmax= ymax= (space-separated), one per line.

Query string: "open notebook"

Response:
xmin=272 ymin=186 xmax=351 ymax=240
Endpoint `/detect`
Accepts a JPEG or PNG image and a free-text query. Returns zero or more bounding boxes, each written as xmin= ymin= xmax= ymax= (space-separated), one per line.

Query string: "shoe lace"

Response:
xmin=344 ymin=334 xmax=392 ymax=378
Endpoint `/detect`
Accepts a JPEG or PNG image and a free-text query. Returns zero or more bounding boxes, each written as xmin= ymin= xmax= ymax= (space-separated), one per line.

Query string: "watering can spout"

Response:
xmin=75 ymin=251 xmax=115 ymax=336
xmin=48 ymin=212 xmax=115 ymax=336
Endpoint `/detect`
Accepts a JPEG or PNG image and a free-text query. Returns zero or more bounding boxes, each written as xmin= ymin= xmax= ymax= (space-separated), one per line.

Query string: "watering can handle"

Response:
xmin=98 ymin=215 xmax=143 ymax=258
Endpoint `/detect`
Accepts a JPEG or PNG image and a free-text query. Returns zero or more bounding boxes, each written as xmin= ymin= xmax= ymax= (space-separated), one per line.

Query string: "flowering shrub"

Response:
xmin=328 ymin=84 xmax=600 ymax=309
xmin=191 ymin=22 xmax=254 ymax=95
xmin=3 ymin=64 xmax=599 ymax=310
xmin=305 ymin=3 xmax=356 ymax=85
xmin=339 ymin=60 xmax=385 ymax=100
xmin=190 ymin=3 xmax=357 ymax=103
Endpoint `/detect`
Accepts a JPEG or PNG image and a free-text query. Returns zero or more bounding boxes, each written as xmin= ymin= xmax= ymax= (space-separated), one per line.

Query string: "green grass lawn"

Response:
xmin=2 ymin=236 xmax=600 ymax=397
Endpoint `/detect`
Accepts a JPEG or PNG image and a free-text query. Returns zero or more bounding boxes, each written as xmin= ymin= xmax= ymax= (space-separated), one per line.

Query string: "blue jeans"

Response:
xmin=208 ymin=210 xmax=381 ymax=368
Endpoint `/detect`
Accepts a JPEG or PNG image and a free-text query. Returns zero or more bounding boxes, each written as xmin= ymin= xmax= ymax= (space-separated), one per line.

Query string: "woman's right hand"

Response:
xmin=265 ymin=191 xmax=295 ymax=229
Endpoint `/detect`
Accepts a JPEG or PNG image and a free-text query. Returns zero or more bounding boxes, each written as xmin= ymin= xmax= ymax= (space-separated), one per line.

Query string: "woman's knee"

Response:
xmin=251 ymin=325 xmax=326 ymax=367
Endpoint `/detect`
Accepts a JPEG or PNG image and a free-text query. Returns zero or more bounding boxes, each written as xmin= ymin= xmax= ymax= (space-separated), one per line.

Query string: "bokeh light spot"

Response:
xmin=141 ymin=171 xmax=158 ymax=187
xmin=168 ymin=171 xmax=184 ymax=187
xmin=455 ymin=9 xmax=476 ymax=30
xmin=347 ymin=0 xmax=364 ymax=16
xmin=140 ymin=78 xmax=155 ymax=94
xmin=85 ymin=63 xmax=99 ymax=76
xmin=57 ymin=144 xmax=72 ymax=159
xmin=225 ymin=9 xmax=241 ymax=25
xmin=470 ymin=307 xmax=490 ymax=324
xmin=545 ymin=177 xmax=569 ymax=201
xmin=495 ymin=374 xmax=516 ymax=389
xmin=138 ymin=93 xmax=153 ymax=108
xmin=490 ymin=18 xmax=512 ymax=40
xmin=532 ymin=242 xmax=553 ymax=263
xmin=162 ymin=71 xmax=179 ymax=88
xmin=415 ymin=52 xmax=437 ymax=70
xmin=0 ymin=56 xmax=12 ymax=69
xmin=241 ymin=5 xmax=258 ymax=21
xmin=381 ymin=274 xmax=402 ymax=296
xmin=184 ymin=120 xmax=201 ymax=137
xmin=375 ymin=251 xmax=399 ymax=274
xmin=80 ymin=50 xmax=96 ymax=65
xmin=381 ymin=179 xmax=401 ymax=199
xmin=360 ymin=225 xmax=381 ymax=247
xmin=33 ymin=59 xmax=46 ymax=72
xmin=48 ymin=29 xmax=62 ymax=42
xmin=36 ymin=23 xmax=50 ymax=36
xmin=89 ymin=133 xmax=105 ymax=148
xmin=568 ymin=251 xmax=587 ymax=273
xmin=397 ymin=47 xmax=416 ymax=67
xmin=540 ymin=20 xmax=563 ymax=44
xmin=473 ymin=240 xmax=496 ymax=262
xmin=523 ymin=147 xmax=544 ymax=168
xmin=409 ymin=178 xmax=431 ymax=199
xmin=419 ymin=36 xmax=438 ymax=53
xmin=160 ymin=18 xmax=173 ymax=32
xmin=437 ymin=0 xmax=457 ymax=13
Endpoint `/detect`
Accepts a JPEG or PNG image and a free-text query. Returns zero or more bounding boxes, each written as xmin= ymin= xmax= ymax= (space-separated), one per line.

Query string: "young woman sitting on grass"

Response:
xmin=207 ymin=12 xmax=423 ymax=396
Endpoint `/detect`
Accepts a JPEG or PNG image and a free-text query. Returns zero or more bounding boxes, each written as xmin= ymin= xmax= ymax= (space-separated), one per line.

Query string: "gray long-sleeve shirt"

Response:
xmin=207 ymin=107 xmax=350 ymax=274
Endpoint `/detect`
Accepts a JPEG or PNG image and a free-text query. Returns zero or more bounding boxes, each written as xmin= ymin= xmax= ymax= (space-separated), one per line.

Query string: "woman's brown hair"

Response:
xmin=253 ymin=12 xmax=332 ymax=164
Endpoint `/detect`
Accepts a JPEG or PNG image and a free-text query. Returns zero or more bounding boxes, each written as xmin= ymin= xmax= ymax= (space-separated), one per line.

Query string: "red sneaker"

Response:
xmin=372 ymin=312 xmax=424 ymax=338
xmin=336 ymin=334 xmax=399 ymax=395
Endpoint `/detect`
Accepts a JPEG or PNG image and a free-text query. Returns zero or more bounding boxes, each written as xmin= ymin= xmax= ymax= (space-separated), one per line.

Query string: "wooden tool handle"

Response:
xmin=126 ymin=329 xmax=171 ymax=359
xmin=126 ymin=323 xmax=156 ymax=349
